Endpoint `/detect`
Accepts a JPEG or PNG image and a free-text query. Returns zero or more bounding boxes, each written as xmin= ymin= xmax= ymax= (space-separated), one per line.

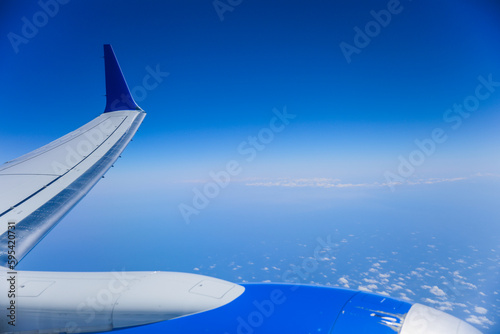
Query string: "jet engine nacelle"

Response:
xmin=127 ymin=282 xmax=482 ymax=334
xmin=0 ymin=270 xmax=482 ymax=333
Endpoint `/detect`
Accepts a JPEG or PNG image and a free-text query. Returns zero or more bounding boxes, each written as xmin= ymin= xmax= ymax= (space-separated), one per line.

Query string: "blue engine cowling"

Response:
xmin=113 ymin=283 xmax=481 ymax=333
xmin=110 ymin=282 xmax=479 ymax=333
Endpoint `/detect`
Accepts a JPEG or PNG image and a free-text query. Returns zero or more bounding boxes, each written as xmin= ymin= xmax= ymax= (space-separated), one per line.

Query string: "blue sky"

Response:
xmin=1 ymin=0 xmax=500 ymax=185
xmin=1 ymin=1 xmax=500 ymax=331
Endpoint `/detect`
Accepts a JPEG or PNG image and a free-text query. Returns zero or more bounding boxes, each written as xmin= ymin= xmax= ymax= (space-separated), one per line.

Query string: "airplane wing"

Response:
xmin=0 ymin=44 xmax=145 ymax=268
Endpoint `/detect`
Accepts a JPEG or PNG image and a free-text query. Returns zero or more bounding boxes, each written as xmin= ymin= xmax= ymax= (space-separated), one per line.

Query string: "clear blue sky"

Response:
xmin=1 ymin=0 xmax=499 ymax=185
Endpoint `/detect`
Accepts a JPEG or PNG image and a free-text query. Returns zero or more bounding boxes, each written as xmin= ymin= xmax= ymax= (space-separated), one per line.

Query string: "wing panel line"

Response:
xmin=0 ymin=112 xmax=145 ymax=267
xmin=0 ymin=116 xmax=119 ymax=172
xmin=0 ymin=116 xmax=130 ymax=219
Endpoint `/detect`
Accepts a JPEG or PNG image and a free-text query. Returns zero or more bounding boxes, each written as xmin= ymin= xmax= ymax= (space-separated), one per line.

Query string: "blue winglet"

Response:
xmin=103 ymin=44 xmax=141 ymax=113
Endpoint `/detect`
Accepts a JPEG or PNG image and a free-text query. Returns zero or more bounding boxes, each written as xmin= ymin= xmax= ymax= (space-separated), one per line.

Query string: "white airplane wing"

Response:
xmin=0 ymin=45 xmax=145 ymax=268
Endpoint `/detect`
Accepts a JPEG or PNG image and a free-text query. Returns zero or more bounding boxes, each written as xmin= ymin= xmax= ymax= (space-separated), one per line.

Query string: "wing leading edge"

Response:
xmin=0 ymin=45 xmax=146 ymax=268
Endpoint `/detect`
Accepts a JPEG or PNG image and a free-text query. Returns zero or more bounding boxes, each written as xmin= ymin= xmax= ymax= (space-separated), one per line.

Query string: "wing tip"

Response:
xmin=103 ymin=44 xmax=142 ymax=113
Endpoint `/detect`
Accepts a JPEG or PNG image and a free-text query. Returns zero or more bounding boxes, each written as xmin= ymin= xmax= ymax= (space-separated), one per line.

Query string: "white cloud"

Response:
xmin=405 ymin=289 xmax=416 ymax=295
xmin=363 ymin=278 xmax=379 ymax=284
xmin=430 ymin=286 xmax=446 ymax=297
xmin=422 ymin=285 xmax=446 ymax=297
xmin=474 ymin=306 xmax=488 ymax=315
xmin=242 ymin=175 xmax=473 ymax=189
xmin=399 ymin=293 xmax=412 ymax=301
xmin=410 ymin=271 xmax=422 ymax=277
xmin=338 ymin=277 xmax=349 ymax=288
xmin=377 ymin=291 xmax=390 ymax=296
xmin=178 ymin=173 xmax=499 ymax=189
xmin=466 ymin=315 xmax=494 ymax=327
xmin=422 ymin=298 xmax=453 ymax=311
xmin=358 ymin=285 xmax=373 ymax=292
